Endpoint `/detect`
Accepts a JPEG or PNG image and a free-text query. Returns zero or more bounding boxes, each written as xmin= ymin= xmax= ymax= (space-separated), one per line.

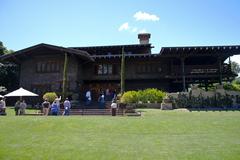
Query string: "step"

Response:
xmin=60 ymin=109 xmax=124 ymax=116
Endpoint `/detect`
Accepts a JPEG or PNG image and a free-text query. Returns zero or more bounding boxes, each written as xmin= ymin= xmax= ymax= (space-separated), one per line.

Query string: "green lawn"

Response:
xmin=0 ymin=108 xmax=239 ymax=160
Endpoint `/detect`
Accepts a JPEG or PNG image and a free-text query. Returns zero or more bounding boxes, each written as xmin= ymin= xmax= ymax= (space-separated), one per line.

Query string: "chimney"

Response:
xmin=138 ymin=33 xmax=151 ymax=44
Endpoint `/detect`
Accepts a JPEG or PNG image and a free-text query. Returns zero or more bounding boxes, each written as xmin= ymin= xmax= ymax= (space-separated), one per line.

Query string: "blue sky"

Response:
xmin=1 ymin=0 xmax=240 ymax=62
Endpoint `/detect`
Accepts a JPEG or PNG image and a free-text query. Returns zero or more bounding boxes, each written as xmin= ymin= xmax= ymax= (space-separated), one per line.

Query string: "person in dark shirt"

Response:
xmin=42 ymin=99 xmax=50 ymax=116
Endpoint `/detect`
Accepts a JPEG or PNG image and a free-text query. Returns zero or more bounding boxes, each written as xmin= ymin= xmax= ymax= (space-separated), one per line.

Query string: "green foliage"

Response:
xmin=43 ymin=92 xmax=58 ymax=103
xmin=121 ymin=91 xmax=138 ymax=103
xmin=170 ymin=92 xmax=234 ymax=109
xmin=223 ymin=82 xmax=240 ymax=91
xmin=121 ymin=88 xmax=166 ymax=104
xmin=0 ymin=41 xmax=14 ymax=55
xmin=231 ymin=61 xmax=240 ymax=74
xmin=0 ymin=63 xmax=19 ymax=91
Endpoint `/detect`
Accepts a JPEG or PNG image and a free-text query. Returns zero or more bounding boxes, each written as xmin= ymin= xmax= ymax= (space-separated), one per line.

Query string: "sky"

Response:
xmin=1 ymin=0 xmax=240 ymax=63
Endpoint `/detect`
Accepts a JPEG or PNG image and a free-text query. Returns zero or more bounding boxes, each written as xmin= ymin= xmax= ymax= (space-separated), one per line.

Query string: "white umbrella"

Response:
xmin=0 ymin=95 xmax=4 ymax=98
xmin=4 ymin=87 xmax=38 ymax=97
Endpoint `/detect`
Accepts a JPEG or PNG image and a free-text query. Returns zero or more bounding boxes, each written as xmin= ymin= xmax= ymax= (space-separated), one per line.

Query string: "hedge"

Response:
xmin=121 ymin=88 xmax=166 ymax=104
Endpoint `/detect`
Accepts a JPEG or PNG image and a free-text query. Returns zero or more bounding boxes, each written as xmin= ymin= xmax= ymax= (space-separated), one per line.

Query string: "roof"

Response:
xmin=91 ymin=53 xmax=159 ymax=59
xmin=70 ymin=43 xmax=152 ymax=50
xmin=160 ymin=45 xmax=240 ymax=56
xmin=0 ymin=43 xmax=94 ymax=63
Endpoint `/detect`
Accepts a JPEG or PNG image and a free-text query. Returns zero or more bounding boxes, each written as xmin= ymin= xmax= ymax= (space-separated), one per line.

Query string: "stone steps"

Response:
xmin=60 ymin=109 xmax=124 ymax=116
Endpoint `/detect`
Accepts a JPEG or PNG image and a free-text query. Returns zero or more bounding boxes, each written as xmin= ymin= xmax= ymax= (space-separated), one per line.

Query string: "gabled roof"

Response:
xmin=0 ymin=43 xmax=94 ymax=63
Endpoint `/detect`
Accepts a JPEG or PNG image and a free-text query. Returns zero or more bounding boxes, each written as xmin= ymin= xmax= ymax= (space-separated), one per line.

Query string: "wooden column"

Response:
xmin=181 ymin=57 xmax=186 ymax=92
xmin=218 ymin=57 xmax=222 ymax=85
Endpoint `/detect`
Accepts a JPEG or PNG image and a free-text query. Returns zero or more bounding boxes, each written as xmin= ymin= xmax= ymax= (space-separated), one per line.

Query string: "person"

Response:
xmin=51 ymin=101 xmax=59 ymax=116
xmin=63 ymin=98 xmax=71 ymax=116
xmin=55 ymin=96 xmax=61 ymax=114
xmin=0 ymin=98 xmax=6 ymax=115
xmin=42 ymin=99 xmax=50 ymax=116
xmin=111 ymin=99 xmax=118 ymax=116
xmin=19 ymin=100 xmax=27 ymax=115
xmin=85 ymin=90 xmax=91 ymax=106
xmin=14 ymin=100 xmax=20 ymax=115
xmin=98 ymin=93 xmax=105 ymax=109
xmin=112 ymin=89 xmax=117 ymax=101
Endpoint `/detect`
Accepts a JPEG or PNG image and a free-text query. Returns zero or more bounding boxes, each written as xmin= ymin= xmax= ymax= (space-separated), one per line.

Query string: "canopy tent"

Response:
xmin=4 ymin=87 xmax=38 ymax=97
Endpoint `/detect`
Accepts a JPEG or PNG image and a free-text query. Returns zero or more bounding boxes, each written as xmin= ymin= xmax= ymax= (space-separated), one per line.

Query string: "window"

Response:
xmin=36 ymin=61 xmax=60 ymax=73
xmin=95 ymin=64 xmax=113 ymax=75
xmin=136 ymin=64 xmax=159 ymax=73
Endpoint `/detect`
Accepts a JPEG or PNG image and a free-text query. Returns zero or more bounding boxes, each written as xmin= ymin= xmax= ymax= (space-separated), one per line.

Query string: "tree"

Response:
xmin=0 ymin=41 xmax=14 ymax=55
xmin=120 ymin=47 xmax=125 ymax=95
xmin=0 ymin=41 xmax=6 ymax=55
xmin=231 ymin=61 xmax=240 ymax=75
xmin=0 ymin=41 xmax=19 ymax=91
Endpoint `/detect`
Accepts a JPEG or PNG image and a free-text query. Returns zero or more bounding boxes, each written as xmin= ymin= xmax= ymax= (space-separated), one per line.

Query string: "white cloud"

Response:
xmin=118 ymin=22 xmax=130 ymax=31
xmin=133 ymin=11 xmax=159 ymax=21
xmin=139 ymin=29 xmax=147 ymax=33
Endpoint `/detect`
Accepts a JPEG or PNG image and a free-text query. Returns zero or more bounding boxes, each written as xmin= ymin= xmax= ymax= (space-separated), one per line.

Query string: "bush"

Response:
xmin=223 ymin=82 xmax=240 ymax=91
xmin=121 ymin=91 xmax=139 ymax=103
xmin=43 ymin=92 xmax=58 ymax=103
xmin=121 ymin=88 xmax=166 ymax=104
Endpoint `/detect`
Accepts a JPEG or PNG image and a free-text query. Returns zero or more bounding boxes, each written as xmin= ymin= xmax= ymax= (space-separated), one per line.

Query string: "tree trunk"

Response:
xmin=120 ymin=47 xmax=125 ymax=95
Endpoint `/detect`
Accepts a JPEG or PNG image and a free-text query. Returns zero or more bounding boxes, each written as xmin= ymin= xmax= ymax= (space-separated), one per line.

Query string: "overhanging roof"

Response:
xmin=70 ymin=43 xmax=152 ymax=50
xmin=160 ymin=45 xmax=240 ymax=57
xmin=0 ymin=43 xmax=94 ymax=63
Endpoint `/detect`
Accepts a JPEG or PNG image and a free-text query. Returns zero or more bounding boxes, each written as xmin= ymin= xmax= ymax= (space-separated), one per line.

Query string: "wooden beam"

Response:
xmin=181 ymin=57 xmax=186 ymax=92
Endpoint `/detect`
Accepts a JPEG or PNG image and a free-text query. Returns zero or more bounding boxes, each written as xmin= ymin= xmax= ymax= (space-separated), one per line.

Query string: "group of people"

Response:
xmin=85 ymin=89 xmax=118 ymax=116
xmin=41 ymin=96 xmax=71 ymax=116
xmin=14 ymin=100 xmax=27 ymax=115
xmin=0 ymin=98 xmax=6 ymax=115
xmin=85 ymin=89 xmax=117 ymax=108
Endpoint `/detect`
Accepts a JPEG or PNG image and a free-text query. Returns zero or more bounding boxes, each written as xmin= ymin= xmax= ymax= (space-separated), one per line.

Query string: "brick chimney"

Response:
xmin=138 ymin=33 xmax=151 ymax=44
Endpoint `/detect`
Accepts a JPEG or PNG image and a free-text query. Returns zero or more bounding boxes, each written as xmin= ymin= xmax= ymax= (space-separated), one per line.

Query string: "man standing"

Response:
xmin=19 ymin=100 xmax=27 ymax=115
xmin=63 ymin=98 xmax=71 ymax=116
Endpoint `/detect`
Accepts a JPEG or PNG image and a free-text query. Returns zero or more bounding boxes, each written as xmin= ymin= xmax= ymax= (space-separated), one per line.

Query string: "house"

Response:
xmin=1 ymin=33 xmax=239 ymax=101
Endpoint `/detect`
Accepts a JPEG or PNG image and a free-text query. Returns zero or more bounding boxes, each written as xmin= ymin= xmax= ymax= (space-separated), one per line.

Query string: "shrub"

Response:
xmin=120 ymin=88 xmax=166 ymax=104
xmin=142 ymin=88 xmax=166 ymax=103
xmin=43 ymin=92 xmax=58 ymax=103
xmin=121 ymin=91 xmax=138 ymax=103
xmin=223 ymin=82 xmax=240 ymax=91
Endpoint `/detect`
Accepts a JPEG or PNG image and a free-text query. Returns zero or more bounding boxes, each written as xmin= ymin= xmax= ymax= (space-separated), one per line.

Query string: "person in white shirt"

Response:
xmin=111 ymin=99 xmax=117 ymax=116
xmin=63 ymin=98 xmax=71 ymax=116
xmin=85 ymin=90 xmax=91 ymax=106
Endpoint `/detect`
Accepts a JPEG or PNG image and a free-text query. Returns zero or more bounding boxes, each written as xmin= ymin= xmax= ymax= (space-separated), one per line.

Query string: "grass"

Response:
xmin=0 ymin=108 xmax=240 ymax=160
